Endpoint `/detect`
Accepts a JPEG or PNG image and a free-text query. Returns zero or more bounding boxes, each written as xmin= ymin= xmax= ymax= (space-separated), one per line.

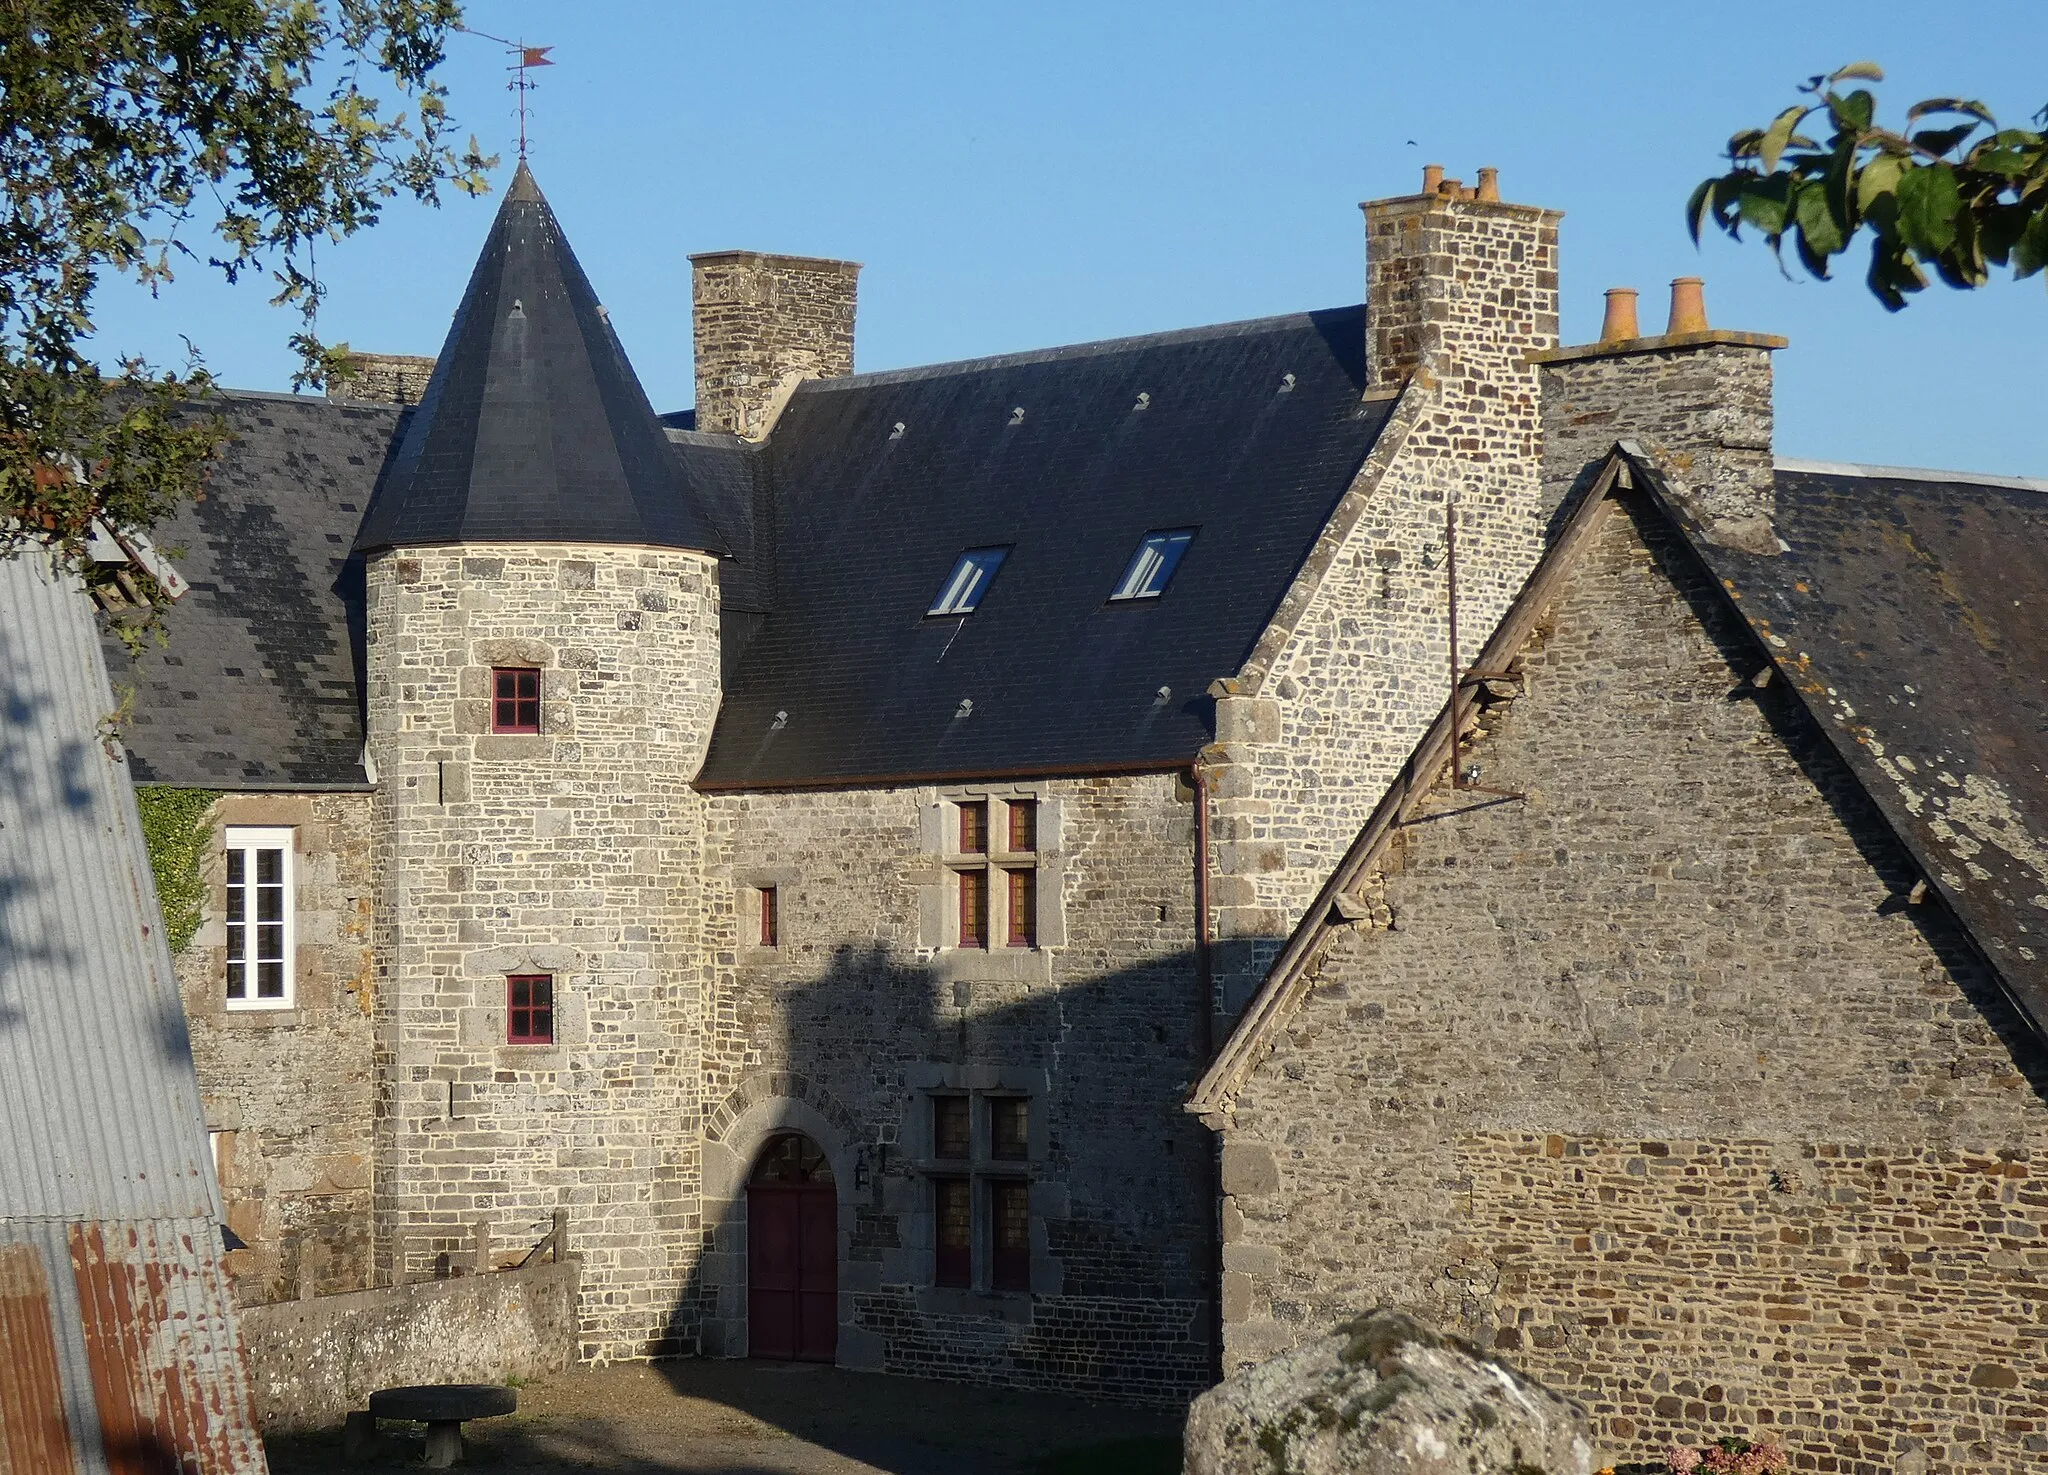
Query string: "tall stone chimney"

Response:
xmin=1534 ymin=277 xmax=1786 ymax=552
xmin=1363 ymin=167 xmax=1561 ymax=396
xmin=689 ymin=251 xmax=860 ymax=439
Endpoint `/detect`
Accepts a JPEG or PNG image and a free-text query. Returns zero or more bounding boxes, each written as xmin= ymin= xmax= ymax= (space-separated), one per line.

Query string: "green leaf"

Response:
xmin=1906 ymin=97 xmax=1997 ymax=129
xmin=1828 ymin=61 xmax=1885 ymax=84
xmin=1856 ymin=153 xmax=1906 ymax=212
xmin=1896 ymin=162 xmax=1962 ymax=253
xmin=1794 ymin=181 xmax=1845 ymax=268
xmin=1760 ymin=104 xmax=1811 ymax=173
xmin=2013 ymin=207 xmax=2048 ymax=278
xmin=1829 ymin=88 xmax=1875 ymax=134
xmin=1913 ymin=125 xmax=1980 ymax=158
xmin=1735 ymin=175 xmax=1792 ymax=236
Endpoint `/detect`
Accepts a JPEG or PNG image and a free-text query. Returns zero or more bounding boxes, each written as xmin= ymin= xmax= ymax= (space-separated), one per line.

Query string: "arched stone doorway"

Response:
xmin=747 ymin=1132 xmax=837 ymax=1362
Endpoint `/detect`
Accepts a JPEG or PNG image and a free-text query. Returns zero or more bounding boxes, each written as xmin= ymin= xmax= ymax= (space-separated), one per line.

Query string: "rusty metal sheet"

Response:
xmin=0 ymin=1240 xmax=78 ymax=1475
xmin=69 ymin=1221 xmax=266 ymax=1475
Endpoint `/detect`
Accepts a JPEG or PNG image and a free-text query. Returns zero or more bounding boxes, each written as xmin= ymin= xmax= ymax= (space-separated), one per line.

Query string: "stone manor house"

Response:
xmin=103 ymin=159 xmax=2048 ymax=1465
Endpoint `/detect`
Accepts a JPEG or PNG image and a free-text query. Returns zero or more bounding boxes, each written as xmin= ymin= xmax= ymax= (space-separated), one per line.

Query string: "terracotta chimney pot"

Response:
xmin=1476 ymin=167 xmax=1500 ymax=202
xmin=1668 ymin=277 xmax=1709 ymax=335
xmin=1600 ymin=288 xmax=1640 ymax=344
xmin=1421 ymin=164 xmax=1444 ymax=195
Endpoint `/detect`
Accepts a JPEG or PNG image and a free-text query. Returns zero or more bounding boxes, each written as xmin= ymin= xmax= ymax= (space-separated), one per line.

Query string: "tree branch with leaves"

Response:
xmin=0 ymin=0 xmax=493 ymax=601
xmin=1689 ymin=62 xmax=2048 ymax=309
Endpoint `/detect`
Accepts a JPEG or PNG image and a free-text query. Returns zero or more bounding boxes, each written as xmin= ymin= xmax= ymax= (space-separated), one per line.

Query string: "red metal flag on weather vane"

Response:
xmin=456 ymin=27 xmax=555 ymax=159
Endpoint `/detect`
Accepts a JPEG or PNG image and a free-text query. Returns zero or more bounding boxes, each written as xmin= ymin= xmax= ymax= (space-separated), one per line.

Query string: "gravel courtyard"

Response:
xmin=266 ymin=1360 xmax=1184 ymax=1475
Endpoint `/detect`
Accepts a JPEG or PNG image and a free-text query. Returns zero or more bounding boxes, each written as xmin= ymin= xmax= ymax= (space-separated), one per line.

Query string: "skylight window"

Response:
xmin=1110 ymin=529 xmax=1196 ymax=601
xmin=929 ymin=547 xmax=1009 ymax=616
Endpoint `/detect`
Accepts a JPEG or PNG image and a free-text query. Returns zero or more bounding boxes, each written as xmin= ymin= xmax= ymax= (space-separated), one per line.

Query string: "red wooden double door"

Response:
xmin=746 ymin=1133 xmax=837 ymax=1362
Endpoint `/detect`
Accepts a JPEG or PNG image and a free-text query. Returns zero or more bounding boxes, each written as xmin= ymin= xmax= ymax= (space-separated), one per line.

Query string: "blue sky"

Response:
xmin=86 ymin=1 xmax=2047 ymax=476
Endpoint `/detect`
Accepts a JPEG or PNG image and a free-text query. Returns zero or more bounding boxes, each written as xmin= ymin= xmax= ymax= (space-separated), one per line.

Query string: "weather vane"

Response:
xmin=455 ymin=26 xmax=554 ymax=159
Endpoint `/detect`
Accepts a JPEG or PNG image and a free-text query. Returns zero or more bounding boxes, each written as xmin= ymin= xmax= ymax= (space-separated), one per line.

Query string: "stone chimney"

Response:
xmin=1534 ymin=277 xmax=1786 ymax=553
xmin=330 ymin=352 xmax=437 ymax=406
xmin=1362 ymin=164 xmax=1561 ymax=395
xmin=689 ymin=251 xmax=861 ymax=439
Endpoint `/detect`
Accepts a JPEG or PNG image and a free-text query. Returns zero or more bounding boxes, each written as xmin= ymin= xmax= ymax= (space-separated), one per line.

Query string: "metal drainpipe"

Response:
xmin=1192 ymin=764 xmax=1222 ymax=1382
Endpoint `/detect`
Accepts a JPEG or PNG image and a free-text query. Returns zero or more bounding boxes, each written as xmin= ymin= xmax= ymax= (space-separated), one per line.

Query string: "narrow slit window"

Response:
xmin=1109 ymin=528 xmax=1196 ymax=601
xmin=991 ymin=1180 xmax=1031 ymax=1292
xmin=958 ymin=801 xmax=988 ymax=855
xmin=1006 ymin=799 xmax=1036 ymax=854
xmin=224 ymin=826 xmax=294 ymax=1009
xmin=757 ymin=885 xmax=779 ymax=947
xmin=928 ymin=547 xmax=1009 ymax=616
xmin=1006 ymin=869 xmax=1037 ymax=949
xmin=508 ymin=974 xmax=555 ymax=1044
xmin=492 ymin=667 xmax=541 ymax=733
xmin=933 ymin=1095 xmax=971 ymax=1160
xmin=935 ymin=1177 xmax=972 ymax=1287
xmin=958 ymin=869 xmax=989 ymax=949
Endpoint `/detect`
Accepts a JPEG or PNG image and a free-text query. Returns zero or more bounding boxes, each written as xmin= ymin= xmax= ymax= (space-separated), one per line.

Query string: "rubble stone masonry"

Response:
xmin=694 ymin=772 xmax=1214 ymax=1402
xmin=177 ymin=791 xmax=377 ymax=1305
xmin=1205 ymin=185 xmax=1560 ymax=1019
xmin=690 ymin=251 xmax=859 ymax=438
xmin=363 ymin=541 xmax=720 ymax=1358
xmin=1219 ymin=498 xmax=2048 ymax=1473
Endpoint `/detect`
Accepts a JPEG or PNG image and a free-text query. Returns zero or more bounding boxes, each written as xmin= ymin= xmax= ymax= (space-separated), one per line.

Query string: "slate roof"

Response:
xmin=354 ymin=162 xmax=728 ymax=555
xmin=103 ymin=390 xmax=402 ymax=787
xmin=697 ymin=307 xmax=1391 ymax=786
xmin=1686 ymin=458 xmax=2048 ymax=1035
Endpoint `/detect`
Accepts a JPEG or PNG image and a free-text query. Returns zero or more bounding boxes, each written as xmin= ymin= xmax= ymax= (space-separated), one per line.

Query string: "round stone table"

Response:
xmin=366 ymin=1384 xmax=517 ymax=1467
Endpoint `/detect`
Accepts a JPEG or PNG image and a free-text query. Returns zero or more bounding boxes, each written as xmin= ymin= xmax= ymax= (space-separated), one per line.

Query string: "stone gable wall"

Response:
xmin=1218 ymin=499 xmax=2048 ymax=1473
xmin=363 ymin=541 xmax=721 ymax=1359
xmin=176 ymin=791 xmax=376 ymax=1305
xmin=697 ymin=771 xmax=1213 ymax=1402
xmin=1206 ymin=192 xmax=1560 ymax=1017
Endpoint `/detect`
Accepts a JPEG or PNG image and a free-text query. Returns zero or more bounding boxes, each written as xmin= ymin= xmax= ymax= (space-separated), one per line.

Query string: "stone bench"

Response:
xmin=358 ymin=1384 xmax=517 ymax=1467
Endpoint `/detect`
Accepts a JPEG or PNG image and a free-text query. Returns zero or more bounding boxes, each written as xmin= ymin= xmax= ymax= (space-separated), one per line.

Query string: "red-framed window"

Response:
xmin=1006 ymin=869 xmax=1036 ymax=949
xmin=990 ymin=1098 xmax=1028 ymax=1161
xmin=1007 ymin=799 xmax=1036 ymax=854
xmin=934 ymin=1177 xmax=972 ymax=1288
xmin=958 ymin=800 xmax=988 ymax=854
xmin=507 ymin=974 xmax=554 ymax=1044
xmin=991 ymin=1179 xmax=1031 ymax=1291
xmin=933 ymin=1095 xmax=970 ymax=1161
xmin=958 ymin=869 xmax=988 ymax=949
xmin=757 ymin=885 xmax=779 ymax=947
xmin=491 ymin=667 xmax=541 ymax=734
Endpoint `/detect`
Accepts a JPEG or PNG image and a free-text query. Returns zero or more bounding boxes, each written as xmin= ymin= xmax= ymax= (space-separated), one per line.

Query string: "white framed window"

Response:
xmin=224 ymin=826 xmax=295 ymax=1010
xmin=1109 ymin=528 xmax=1196 ymax=600
xmin=928 ymin=547 xmax=1009 ymax=616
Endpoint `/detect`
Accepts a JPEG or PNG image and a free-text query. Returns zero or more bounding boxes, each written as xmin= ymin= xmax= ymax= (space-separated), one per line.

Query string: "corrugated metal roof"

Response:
xmin=0 ymin=549 xmax=220 ymax=1220
xmin=0 ymin=548 xmax=264 ymax=1473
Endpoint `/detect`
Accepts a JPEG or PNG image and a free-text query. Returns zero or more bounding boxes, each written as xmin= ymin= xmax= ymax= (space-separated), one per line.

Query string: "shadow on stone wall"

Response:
xmin=652 ymin=935 xmax=1224 ymax=1410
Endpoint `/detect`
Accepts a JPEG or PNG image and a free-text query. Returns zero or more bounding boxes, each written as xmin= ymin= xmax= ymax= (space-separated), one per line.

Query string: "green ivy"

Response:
xmin=135 ymin=785 xmax=219 ymax=955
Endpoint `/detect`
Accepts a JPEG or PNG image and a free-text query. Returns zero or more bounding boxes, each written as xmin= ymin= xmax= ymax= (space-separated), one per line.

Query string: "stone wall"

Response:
xmin=1538 ymin=331 xmax=1781 ymax=547
xmin=695 ymin=771 xmax=1213 ymax=1402
xmin=1217 ymin=497 xmax=2048 ymax=1473
xmin=690 ymin=251 xmax=859 ymax=438
xmin=333 ymin=352 xmax=437 ymax=406
xmin=363 ymin=541 xmax=721 ymax=1360
xmin=175 ymin=790 xmax=377 ymax=1304
xmin=240 ymin=1259 xmax=579 ymax=1432
xmin=1204 ymin=179 xmax=1561 ymax=1018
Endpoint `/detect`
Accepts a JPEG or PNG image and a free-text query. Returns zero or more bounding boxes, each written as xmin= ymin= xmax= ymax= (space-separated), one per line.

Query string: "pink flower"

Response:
xmin=1666 ymin=1447 xmax=1701 ymax=1475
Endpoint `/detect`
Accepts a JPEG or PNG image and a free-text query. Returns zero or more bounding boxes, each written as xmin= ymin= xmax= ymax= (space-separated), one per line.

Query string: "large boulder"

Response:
xmin=1185 ymin=1310 xmax=1595 ymax=1475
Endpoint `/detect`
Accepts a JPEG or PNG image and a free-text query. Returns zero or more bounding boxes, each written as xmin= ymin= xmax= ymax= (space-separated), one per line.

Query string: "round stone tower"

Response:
xmin=356 ymin=162 xmax=728 ymax=1356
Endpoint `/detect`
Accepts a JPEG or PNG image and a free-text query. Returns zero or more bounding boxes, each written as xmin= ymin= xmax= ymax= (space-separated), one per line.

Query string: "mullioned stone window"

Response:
xmin=917 ymin=785 xmax=1064 ymax=973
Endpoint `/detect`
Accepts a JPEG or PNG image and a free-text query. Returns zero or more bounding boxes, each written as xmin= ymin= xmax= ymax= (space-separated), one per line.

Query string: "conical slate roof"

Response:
xmin=355 ymin=162 xmax=728 ymax=554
